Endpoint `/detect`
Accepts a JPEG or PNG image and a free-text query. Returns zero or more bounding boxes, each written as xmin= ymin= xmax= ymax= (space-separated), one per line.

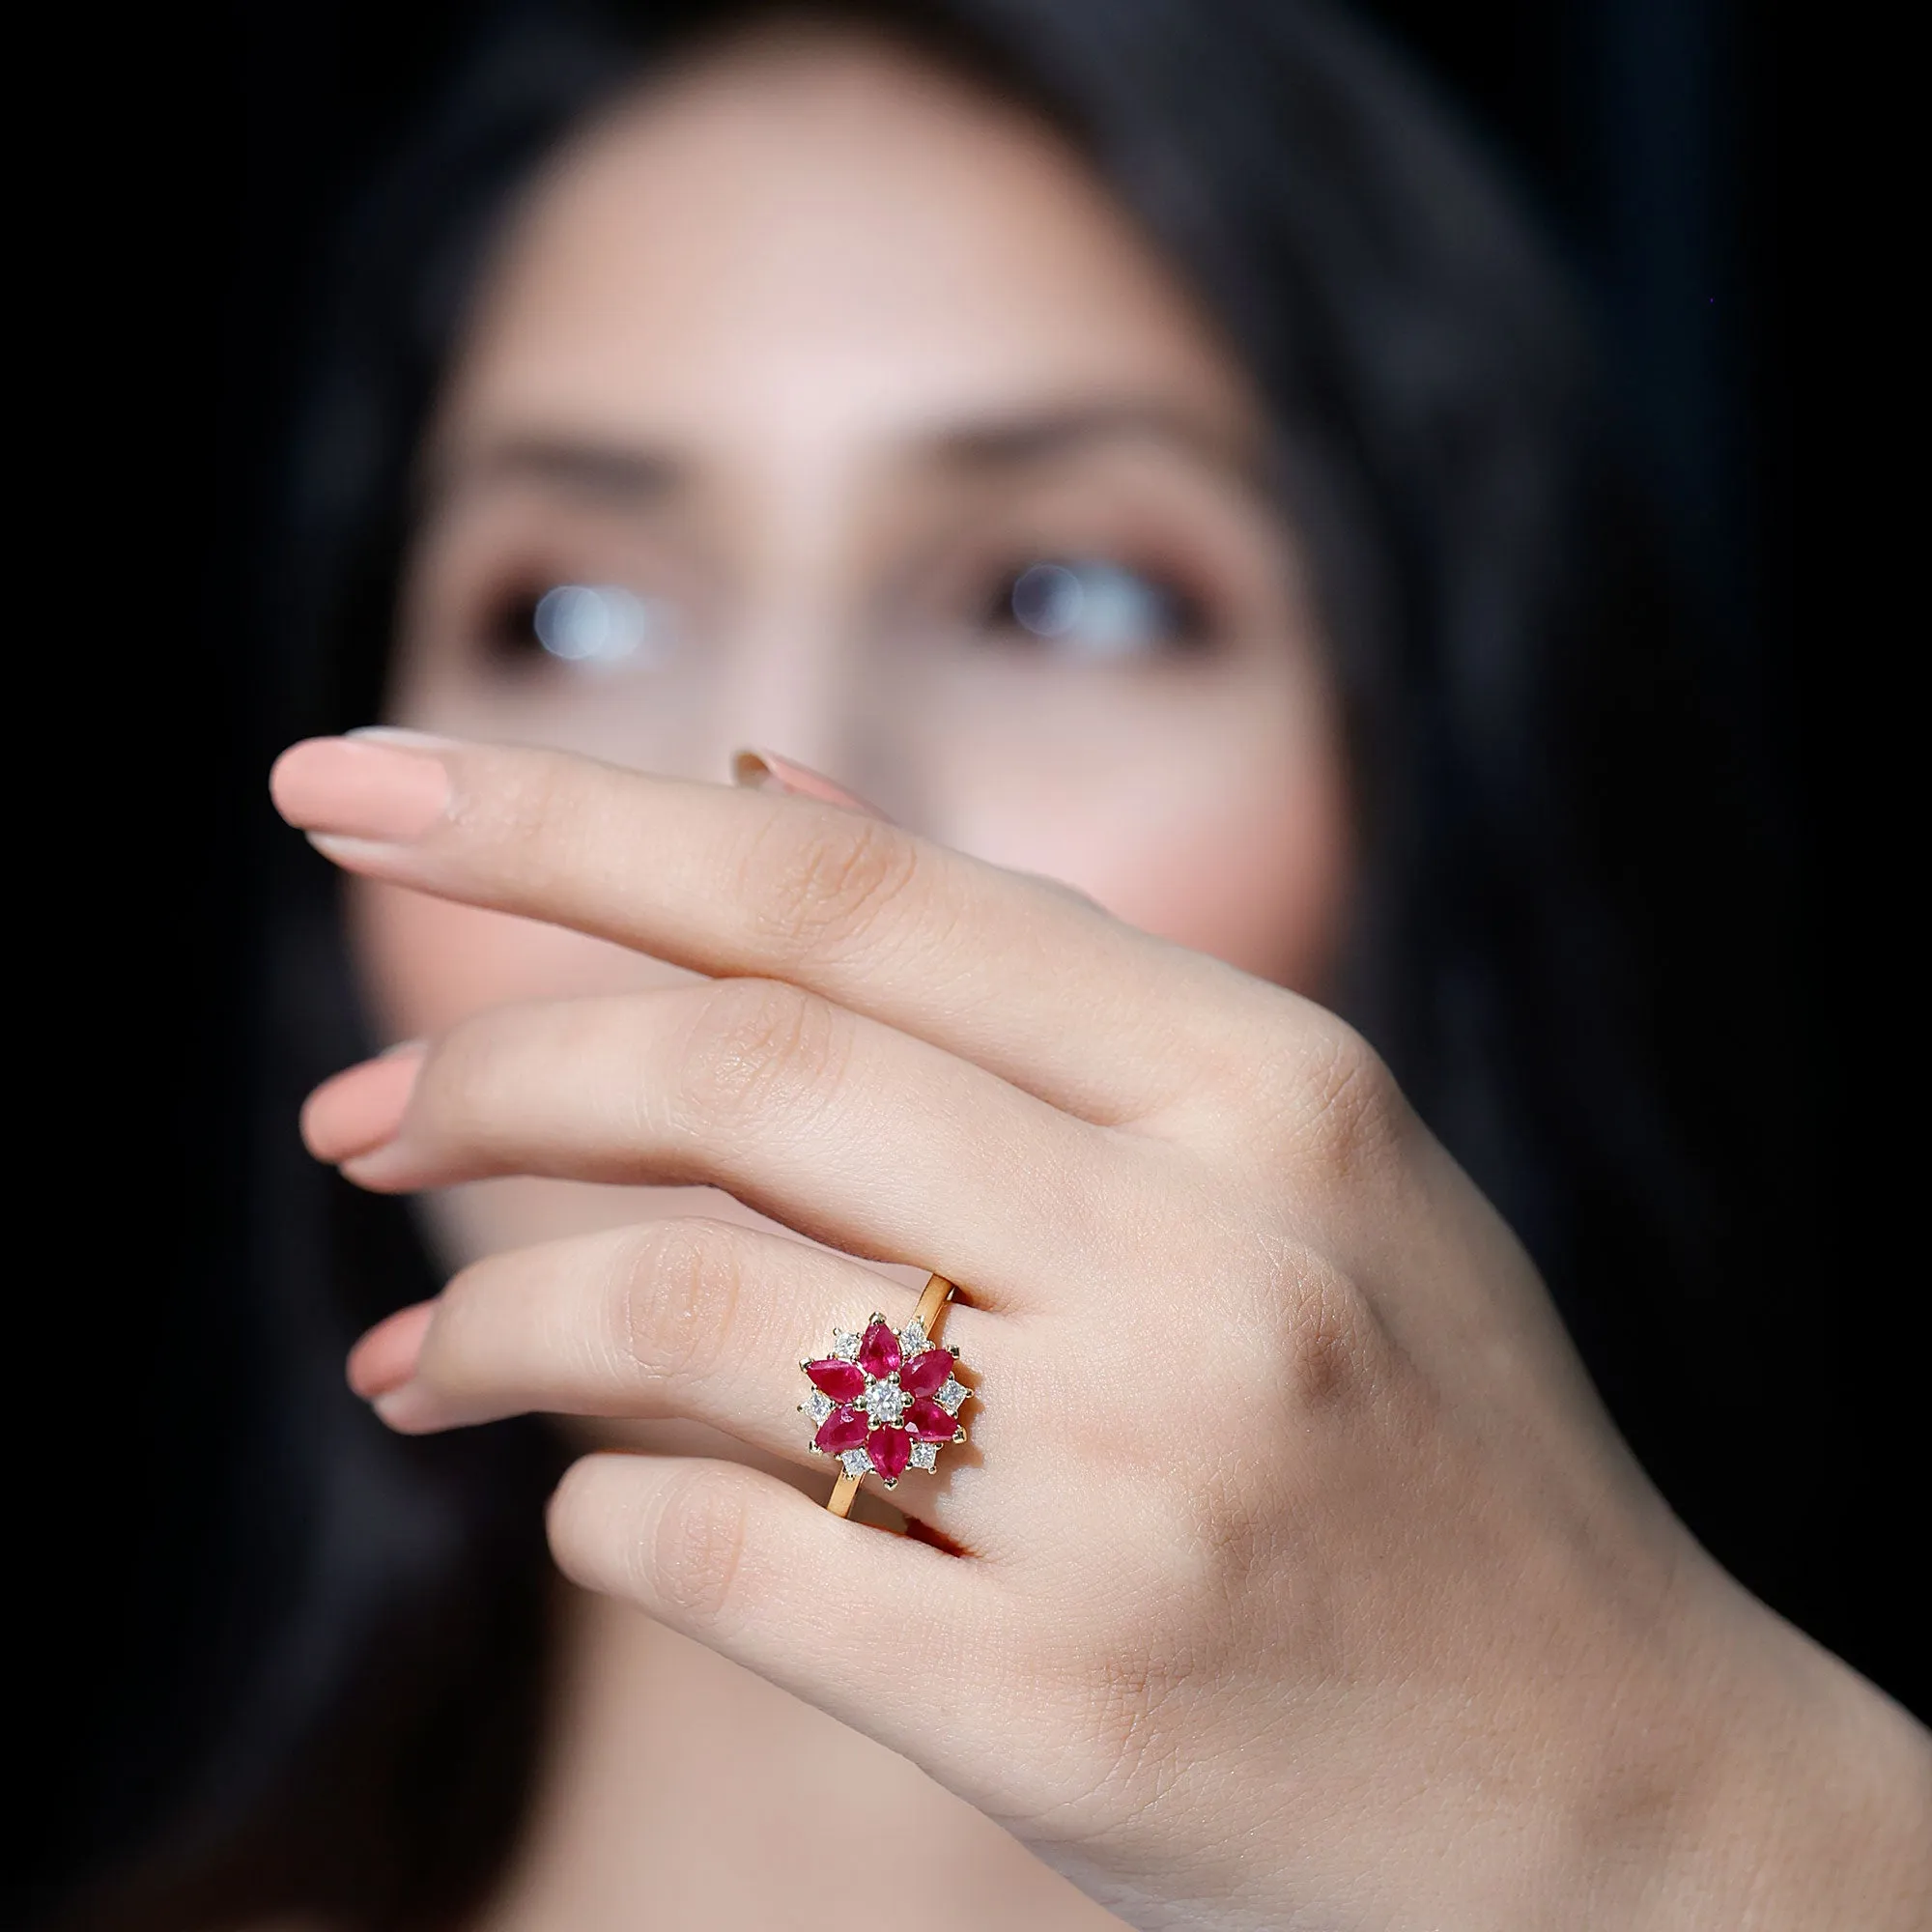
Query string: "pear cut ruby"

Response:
xmin=806 ymin=1358 xmax=867 ymax=1404
xmin=900 ymin=1349 xmax=952 ymax=1398
xmin=906 ymin=1397 xmax=955 ymax=1441
xmin=815 ymin=1406 xmax=868 ymax=1454
xmin=858 ymin=1319 xmax=902 ymax=1379
xmin=867 ymin=1424 xmax=911 ymax=1479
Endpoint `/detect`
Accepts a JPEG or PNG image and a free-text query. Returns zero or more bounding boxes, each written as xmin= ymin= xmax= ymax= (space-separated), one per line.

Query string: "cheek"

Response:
xmin=1097 ymin=758 xmax=1350 ymax=989
xmin=347 ymin=878 xmax=692 ymax=1043
xmin=934 ymin=684 xmax=1352 ymax=994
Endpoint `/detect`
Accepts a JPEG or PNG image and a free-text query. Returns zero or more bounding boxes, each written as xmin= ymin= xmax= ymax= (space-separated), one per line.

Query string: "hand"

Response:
xmin=273 ymin=732 xmax=1930 ymax=1930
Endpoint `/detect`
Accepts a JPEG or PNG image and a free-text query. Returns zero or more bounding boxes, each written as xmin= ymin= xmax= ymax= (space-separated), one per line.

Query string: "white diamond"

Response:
xmin=862 ymin=1378 xmax=906 ymax=1424
xmin=897 ymin=1316 xmax=927 ymax=1358
xmin=909 ymin=1440 xmax=939 ymax=1471
xmin=936 ymin=1377 xmax=968 ymax=1413
xmin=839 ymin=1447 xmax=872 ymax=1478
xmin=831 ymin=1328 xmax=861 ymax=1360
xmin=803 ymin=1389 xmax=832 ymax=1424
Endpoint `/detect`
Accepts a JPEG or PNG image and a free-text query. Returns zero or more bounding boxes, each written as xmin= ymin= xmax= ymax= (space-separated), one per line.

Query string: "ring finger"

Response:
xmin=352 ymin=1216 xmax=1009 ymax=1540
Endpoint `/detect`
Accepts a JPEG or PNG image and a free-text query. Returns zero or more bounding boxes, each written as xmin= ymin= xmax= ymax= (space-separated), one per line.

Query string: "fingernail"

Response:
xmin=348 ymin=1301 xmax=436 ymax=1399
xmin=270 ymin=736 xmax=452 ymax=842
xmin=347 ymin=725 xmax=462 ymax=751
xmin=301 ymin=1045 xmax=424 ymax=1162
xmin=732 ymin=749 xmax=892 ymax=821
xmin=372 ymin=1384 xmax=439 ymax=1432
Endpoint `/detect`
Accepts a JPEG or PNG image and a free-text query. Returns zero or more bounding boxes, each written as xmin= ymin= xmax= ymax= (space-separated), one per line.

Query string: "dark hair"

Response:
xmin=68 ymin=1 xmax=1824 ymax=1924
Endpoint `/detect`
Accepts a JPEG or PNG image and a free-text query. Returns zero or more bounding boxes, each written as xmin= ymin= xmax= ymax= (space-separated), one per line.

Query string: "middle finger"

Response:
xmin=306 ymin=977 xmax=1151 ymax=1314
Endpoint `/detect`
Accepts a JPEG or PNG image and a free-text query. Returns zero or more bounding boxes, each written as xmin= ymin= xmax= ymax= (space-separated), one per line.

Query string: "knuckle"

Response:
xmin=1262 ymin=1016 xmax=1405 ymax=1181
xmin=644 ymin=1466 xmax=752 ymax=1625
xmin=740 ymin=811 xmax=926 ymax=964
xmin=671 ymin=979 xmax=851 ymax=1134
xmin=1220 ymin=1242 xmax=1390 ymax=1441
xmin=611 ymin=1221 xmax=742 ymax=1387
xmin=1273 ymin=1254 xmax=1381 ymax=1412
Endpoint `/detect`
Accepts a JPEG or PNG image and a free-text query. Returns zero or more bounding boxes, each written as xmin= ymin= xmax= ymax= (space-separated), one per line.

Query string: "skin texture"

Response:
xmin=280 ymin=31 xmax=1930 ymax=1932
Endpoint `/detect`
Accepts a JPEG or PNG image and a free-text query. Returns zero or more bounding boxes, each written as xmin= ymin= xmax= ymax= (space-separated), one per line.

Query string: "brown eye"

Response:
xmin=990 ymin=559 xmax=1208 ymax=659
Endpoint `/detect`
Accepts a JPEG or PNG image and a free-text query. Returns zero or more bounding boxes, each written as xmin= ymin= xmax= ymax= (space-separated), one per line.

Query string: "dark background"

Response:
xmin=31 ymin=0 xmax=1910 ymax=1919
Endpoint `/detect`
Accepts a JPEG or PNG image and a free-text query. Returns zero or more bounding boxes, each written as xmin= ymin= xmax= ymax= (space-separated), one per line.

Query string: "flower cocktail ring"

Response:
xmin=800 ymin=1272 xmax=974 ymax=1517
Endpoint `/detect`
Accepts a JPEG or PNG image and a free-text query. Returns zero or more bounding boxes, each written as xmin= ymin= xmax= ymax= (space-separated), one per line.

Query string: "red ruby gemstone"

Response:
xmin=867 ymin=1425 xmax=912 ymax=1480
xmin=906 ymin=1397 xmax=955 ymax=1441
xmin=814 ymin=1406 xmax=868 ymax=1454
xmin=857 ymin=1319 xmax=902 ymax=1379
xmin=900 ymin=1349 xmax=952 ymax=1397
xmin=806 ymin=1358 xmax=867 ymax=1404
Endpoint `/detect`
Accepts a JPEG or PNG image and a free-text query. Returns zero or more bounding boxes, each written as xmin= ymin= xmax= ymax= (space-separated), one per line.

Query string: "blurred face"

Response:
xmin=355 ymin=27 xmax=1351 ymax=1270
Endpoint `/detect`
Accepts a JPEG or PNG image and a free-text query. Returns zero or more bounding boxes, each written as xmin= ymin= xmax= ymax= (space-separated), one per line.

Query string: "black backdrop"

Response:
xmin=24 ymin=1 xmax=1914 ymax=1921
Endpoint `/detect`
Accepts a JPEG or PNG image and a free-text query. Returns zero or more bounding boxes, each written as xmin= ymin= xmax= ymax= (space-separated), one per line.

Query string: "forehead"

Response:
xmin=435 ymin=28 xmax=1259 ymax=466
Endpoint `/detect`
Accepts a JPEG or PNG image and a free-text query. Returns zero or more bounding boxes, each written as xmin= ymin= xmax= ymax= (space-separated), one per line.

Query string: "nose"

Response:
xmin=720 ymin=586 xmax=925 ymax=832
xmin=721 ymin=606 xmax=862 ymax=791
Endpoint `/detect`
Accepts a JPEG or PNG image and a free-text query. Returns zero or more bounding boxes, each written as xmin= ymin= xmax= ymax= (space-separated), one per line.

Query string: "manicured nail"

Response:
xmin=732 ymin=749 xmax=891 ymax=820
xmin=372 ymin=1382 xmax=440 ymax=1432
xmin=348 ymin=1301 xmax=435 ymax=1400
xmin=300 ymin=1045 xmax=424 ymax=1162
xmin=347 ymin=725 xmax=462 ymax=751
xmin=270 ymin=736 xmax=452 ymax=842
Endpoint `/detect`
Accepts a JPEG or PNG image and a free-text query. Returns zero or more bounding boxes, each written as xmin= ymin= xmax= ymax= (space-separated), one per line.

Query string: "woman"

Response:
xmin=83 ymin=0 xmax=1928 ymax=1926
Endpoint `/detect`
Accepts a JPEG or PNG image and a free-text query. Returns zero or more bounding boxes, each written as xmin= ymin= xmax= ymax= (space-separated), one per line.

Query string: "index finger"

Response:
xmin=270 ymin=731 xmax=1287 ymax=1126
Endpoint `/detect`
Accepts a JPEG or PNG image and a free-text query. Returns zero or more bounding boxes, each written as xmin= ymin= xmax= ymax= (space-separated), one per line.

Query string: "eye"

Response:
xmin=987 ymin=559 xmax=1208 ymax=660
xmin=486 ymin=582 xmax=674 ymax=668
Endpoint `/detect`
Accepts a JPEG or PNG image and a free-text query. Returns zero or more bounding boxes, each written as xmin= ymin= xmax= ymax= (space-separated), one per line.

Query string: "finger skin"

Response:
xmin=270 ymin=734 xmax=1295 ymax=1128
xmin=361 ymin=1218 xmax=1000 ymax=1536
xmin=547 ymin=1452 xmax=1013 ymax=1783
xmin=327 ymin=978 xmax=1156 ymax=1312
xmin=271 ymin=737 xmax=1932 ymax=1931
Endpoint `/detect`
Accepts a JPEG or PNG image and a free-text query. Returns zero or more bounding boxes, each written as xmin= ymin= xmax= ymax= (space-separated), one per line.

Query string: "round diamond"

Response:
xmin=863 ymin=1377 xmax=907 ymax=1424
xmin=803 ymin=1389 xmax=833 ymax=1424
xmin=838 ymin=1447 xmax=872 ymax=1478
xmin=936 ymin=1377 xmax=969 ymax=1414
xmin=831 ymin=1328 xmax=862 ymax=1361
xmin=909 ymin=1440 xmax=939 ymax=1471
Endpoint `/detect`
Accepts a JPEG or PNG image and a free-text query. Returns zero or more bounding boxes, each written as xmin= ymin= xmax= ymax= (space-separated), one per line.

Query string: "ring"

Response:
xmin=800 ymin=1272 xmax=974 ymax=1517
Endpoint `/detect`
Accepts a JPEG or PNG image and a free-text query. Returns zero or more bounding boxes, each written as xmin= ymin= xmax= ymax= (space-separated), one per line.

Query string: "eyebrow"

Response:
xmin=926 ymin=401 xmax=1264 ymax=488
xmin=427 ymin=435 xmax=683 ymax=506
xmin=432 ymin=399 xmax=1264 ymax=510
